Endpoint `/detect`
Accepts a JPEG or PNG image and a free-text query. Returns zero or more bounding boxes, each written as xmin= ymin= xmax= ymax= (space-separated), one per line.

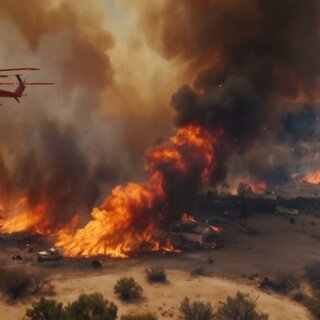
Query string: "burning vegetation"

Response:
xmin=1 ymin=0 xmax=320 ymax=259
xmin=292 ymin=170 xmax=320 ymax=185
xmin=56 ymin=125 xmax=217 ymax=257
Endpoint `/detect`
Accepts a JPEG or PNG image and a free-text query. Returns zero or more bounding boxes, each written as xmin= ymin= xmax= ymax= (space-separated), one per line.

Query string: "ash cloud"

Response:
xmin=135 ymin=0 xmax=320 ymax=187
xmin=0 ymin=0 xmax=135 ymax=231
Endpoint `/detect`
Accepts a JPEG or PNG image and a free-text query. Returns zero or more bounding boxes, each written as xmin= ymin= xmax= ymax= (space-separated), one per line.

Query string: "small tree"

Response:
xmin=304 ymin=261 xmax=320 ymax=289
xmin=30 ymin=272 xmax=52 ymax=294
xmin=215 ymin=292 xmax=268 ymax=320
xmin=25 ymin=297 xmax=64 ymax=320
xmin=0 ymin=268 xmax=33 ymax=299
xmin=179 ymin=297 xmax=214 ymax=320
xmin=114 ymin=277 xmax=143 ymax=300
xmin=0 ymin=268 xmax=52 ymax=299
xmin=145 ymin=266 xmax=167 ymax=283
xmin=121 ymin=313 xmax=157 ymax=320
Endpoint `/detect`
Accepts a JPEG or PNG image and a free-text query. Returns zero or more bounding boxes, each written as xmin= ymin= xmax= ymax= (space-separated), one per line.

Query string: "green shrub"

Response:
xmin=121 ymin=313 xmax=157 ymax=320
xmin=64 ymin=292 xmax=117 ymax=320
xmin=145 ymin=266 xmax=167 ymax=282
xmin=304 ymin=261 xmax=320 ymax=289
xmin=190 ymin=265 xmax=205 ymax=277
xmin=179 ymin=297 xmax=214 ymax=320
xmin=114 ymin=277 xmax=143 ymax=300
xmin=215 ymin=292 xmax=268 ymax=320
xmin=25 ymin=297 xmax=64 ymax=320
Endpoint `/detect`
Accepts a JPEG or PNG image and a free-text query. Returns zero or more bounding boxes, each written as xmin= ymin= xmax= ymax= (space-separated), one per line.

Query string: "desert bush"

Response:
xmin=272 ymin=271 xmax=300 ymax=294
xmin=30 ymin=272 xmax=52 ymax=294
xmin=302 ymin=292 xmax=320 ymax=319
xmin=291 ymin=289 xmax=307 ymax=303
xmin=215 ymin=292 xmax=268 ymax=320
xmin=64 ymin=292 xmax=117 ymax=320
xmin=259 ymin=271 xmax=299 ymax=294
xmin=289 ymin=217 xmax=296 ymax=224
xmin=304 ymin=261 xmax=320 ymax=289
xmin=190 ymin=265 xmax=205 ymax=277
xmin=145 ymin=266 xmax=167 ymax=283
xmin=0 ymin=268 xmax=33 ymax=299
xmin=179 ymin=297 xmax=214 ymax=320
xmin=121 ymin=313 xmax=157 ymax=320
xmin=208 ymin=257 xmax=214 ymax=264
xmin=25 ymin=293 xmax=117 ymax=320
xmin=0 ymin=268 xmax=51 ymax=299
xmin=114 ymin=277 xmax=143 ymax=300
xmin=25 ymin=297 xmax=64 ymax=320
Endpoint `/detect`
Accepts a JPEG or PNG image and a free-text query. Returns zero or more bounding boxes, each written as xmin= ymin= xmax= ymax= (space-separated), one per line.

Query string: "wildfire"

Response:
xmin=0 ymin=197 xmax=49 ymax=234
xmin=210 ymin=225 xmax=222 ymax=232
xmin=229 ymin=180 xmax=267 ymax=195
xmin=248 ymin=182 xmax=267 ymax=194
xmin=56 ymin=125 xmax=216 ymax=257
xmin=181 ymin=213 xmax=197 ymax=223
xmin=292 ymin=170 xmax=320 ymax=185
xmin=0 ymin=195 xmax=79 ymax=235
xmin=181 ymin=213 xmax=222 ymax=233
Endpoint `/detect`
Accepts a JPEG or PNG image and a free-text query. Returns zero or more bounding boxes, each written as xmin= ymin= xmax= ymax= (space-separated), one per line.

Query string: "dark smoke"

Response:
xmin=280 ymin=104 xmax=319 ymax=144
xmin=10 ymin=120 xmax=117 ymax=230
xmin=0 ymin=1 xmax=131 ymax=232
xmin=137 ymin=0 xmax=320 ymax=186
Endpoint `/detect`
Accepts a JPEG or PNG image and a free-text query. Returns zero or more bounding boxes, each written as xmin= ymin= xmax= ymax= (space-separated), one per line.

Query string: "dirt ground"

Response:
xmin=1 ymin=212 xmax=320 ymax=319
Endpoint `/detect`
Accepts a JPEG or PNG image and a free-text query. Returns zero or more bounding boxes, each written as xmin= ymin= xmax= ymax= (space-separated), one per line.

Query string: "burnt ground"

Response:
xmin=0 ymin=207 xmax=319 ymax=319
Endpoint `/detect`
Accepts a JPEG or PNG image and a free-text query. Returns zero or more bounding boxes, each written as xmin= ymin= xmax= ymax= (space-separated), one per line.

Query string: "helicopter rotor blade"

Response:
xmin=0 ymin=68 xmax=40 ymax=72
xmin=0 ymin=82 xmax=54 ymax=85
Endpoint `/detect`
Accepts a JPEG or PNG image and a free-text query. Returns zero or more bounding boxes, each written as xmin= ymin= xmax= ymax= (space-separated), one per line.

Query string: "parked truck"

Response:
xmin=37 ymin=248 xmax=63 ymax=262
xmin=275 ymin=206 xmax=299 ymax=216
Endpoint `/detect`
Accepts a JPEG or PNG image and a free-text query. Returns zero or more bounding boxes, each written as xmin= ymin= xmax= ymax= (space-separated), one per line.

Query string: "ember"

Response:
xmin=181 ymin=213 xmax=197 ymax=223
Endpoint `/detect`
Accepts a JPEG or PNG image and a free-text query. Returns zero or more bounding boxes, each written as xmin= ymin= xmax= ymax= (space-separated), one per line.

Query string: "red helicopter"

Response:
xmin=0 ymin=68 xmax=53 ymax=103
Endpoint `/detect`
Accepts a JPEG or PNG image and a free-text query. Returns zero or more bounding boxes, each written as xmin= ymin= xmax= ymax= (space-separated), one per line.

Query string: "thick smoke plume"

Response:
xmin=2 ymin=0 xmax=320 ymax=256
xmin=0 ymin=0 xmax=131 ymax=233
xmin=57 ymin=125 xmax=215 ymax=257
xmin=134 ymin=0 xmax=320 ymax=187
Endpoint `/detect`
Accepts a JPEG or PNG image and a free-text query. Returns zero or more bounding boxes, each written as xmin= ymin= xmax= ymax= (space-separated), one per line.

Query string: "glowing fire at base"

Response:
xmin=0 ymin=196 xmax=79 ymax=235
xmin=230 ymin=180 xmax=267 ymax=195
xmin=292 ymin=170 xmax=320 ymax=185
xmin=56 ymin=125 xmax=216 ymax=257
xmin=181 ymin=213 xmax=197 ymax=223
xmin=0 ymin=197 xmax=52 ymax=234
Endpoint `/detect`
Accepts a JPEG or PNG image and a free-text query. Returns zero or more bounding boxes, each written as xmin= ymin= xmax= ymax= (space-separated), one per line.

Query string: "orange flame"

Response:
xmin=293 ymin=170 xmax=320 ymax=185
xmin=0 ymin=197 xmax=48 ymax=234
xmin=210 ymin=225 xmax=222 ymax=232
xmin=56 ymin=125 xmax=216 ymax=257
xmin=249 ymin=181 xmax=267 ymax=194
xmin=0 ymin=195 xmax=79 ymax=235
xmin=230 ymin=180 xmax=267 ymax=195
xmin=181 ymin=213 xmax=197 ymax=223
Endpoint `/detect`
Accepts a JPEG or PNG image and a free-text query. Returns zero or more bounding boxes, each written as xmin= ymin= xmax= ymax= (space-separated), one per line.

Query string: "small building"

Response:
xmin=171 ymin=219 xmax=220 ymax=246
